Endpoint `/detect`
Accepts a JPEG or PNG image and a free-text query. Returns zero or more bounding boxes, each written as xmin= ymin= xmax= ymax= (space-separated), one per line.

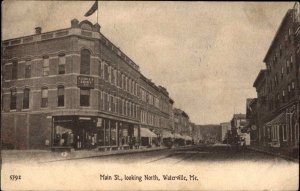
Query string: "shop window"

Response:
xmin=57 ymin=86 xmax=64 ymax=107
xmin=12 ymin=61 xmax=18 ymax=80
xmin=10 ymin=88 xmax=17 ymax=110
xmin=41 ymin=87 xmax=48 ymax=108
xmin=80 ymin=49 xmax=90 ymax=75
xmin=25 ymin=61 xmax=31 ymax=78
xmin=23 ymin=88 xmax=30 ymax=109
xmin=43 ymin=57 xmax=49 ymax=76
xmin=58 ymin=55 xmax=66 ymax=74
xmin=80 ymin=88 xmax=90 ymax=106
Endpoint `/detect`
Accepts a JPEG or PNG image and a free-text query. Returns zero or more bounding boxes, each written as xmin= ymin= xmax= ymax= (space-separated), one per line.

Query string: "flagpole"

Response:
xmin=97 ymin=1 xmax=98 ymax=24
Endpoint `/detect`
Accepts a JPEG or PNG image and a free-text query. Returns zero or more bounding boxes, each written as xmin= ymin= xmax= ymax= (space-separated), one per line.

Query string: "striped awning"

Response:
xmin=265 ymin=113 xmax=286 ymax=126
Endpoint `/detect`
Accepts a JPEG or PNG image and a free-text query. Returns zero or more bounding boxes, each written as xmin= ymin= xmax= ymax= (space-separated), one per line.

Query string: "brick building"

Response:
xmin=1 ymin=19 xmax=174 ymax=150
xmin=253 ymin=5 xmax=299 ymax=149
xmin=173 ymin=108 xmax=192 ymax=145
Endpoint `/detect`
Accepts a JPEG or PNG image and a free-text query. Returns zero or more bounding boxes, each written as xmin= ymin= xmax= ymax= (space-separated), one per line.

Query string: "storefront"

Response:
xmin=52 ymin=115 xmax=139 ymax=150
xmin=140 ymin=127 xmax=157 ymax=147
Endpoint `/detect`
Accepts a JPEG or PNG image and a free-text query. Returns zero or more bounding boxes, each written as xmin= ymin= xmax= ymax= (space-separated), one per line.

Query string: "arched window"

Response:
xmin=80 ymin=49 xmax=90 ymax=75
xmin=23 ymin=88 xmax=30 ymax=109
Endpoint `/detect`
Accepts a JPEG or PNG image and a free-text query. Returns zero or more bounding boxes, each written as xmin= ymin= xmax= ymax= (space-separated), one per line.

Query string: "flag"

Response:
xmin=84 ymin=1 xmax=98 ymax=17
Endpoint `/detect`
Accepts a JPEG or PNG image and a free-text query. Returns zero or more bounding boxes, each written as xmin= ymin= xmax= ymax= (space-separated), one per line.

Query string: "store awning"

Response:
xmin=265 ymin=113 xmax=286 ymax=126
xmin=140 ymin=128 xmax=157 ymax=138
xmin=174 ymin=133 xmax=184 ymax=139
xmin=161 ymin=130 xmax=173 ymax=138
xmin=183 ymin=135 xmax=193 ymax=141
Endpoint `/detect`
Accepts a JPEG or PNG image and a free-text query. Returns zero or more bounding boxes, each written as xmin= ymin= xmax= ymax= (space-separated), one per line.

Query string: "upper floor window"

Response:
xmin=10 ymin=88 xmax=17 ymax=110
xmin=99 ymin=61 xmax=103 ymax=78
xmin=104 ymin=63 xmax=109 ymax=81
xmin=80 ymin=88 xmax=90 ymax=106
xmin=80 ymin=49 xmax=90 ymax=75
xmin=57 ymin=86 xmax=64 ymax=107
xmin=279 ymin=44 xmax=282 ymax=57
xmin=41 ymin=87 xmax=48 ymax=108
xmin=58 ymin=54 xmax=66 ymax=74
xmin=286 ymin=60 xmax=290 ymax=74
xmin=12 ymin=61 xmax=18 ymax=80
xmin=25 ymin=61 xmax=31 ymax=78
xmin=290 ymin=55 xmax=293 ymax=70
xmin=43 ymin=57 xmax=49 ymax=76
xmin=23 ymin=88 xmax=30 ymax=109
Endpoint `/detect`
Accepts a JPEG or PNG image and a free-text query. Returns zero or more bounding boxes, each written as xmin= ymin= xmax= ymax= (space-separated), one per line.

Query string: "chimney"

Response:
xmin=35 ymin=27 xmax=42 ymax=34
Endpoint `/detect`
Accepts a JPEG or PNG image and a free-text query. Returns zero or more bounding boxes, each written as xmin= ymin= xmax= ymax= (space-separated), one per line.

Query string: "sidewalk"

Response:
xmin=1 ymin=145 xmax=196 ymax=164
xmin=247 ymin=145 xmax=299 ymax=163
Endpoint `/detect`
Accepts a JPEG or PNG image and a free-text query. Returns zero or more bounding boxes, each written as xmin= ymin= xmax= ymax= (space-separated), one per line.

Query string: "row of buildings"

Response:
xmin=1 ymin=19 xmax=194 ymax=150
xmin=221 ymin=4 xmax=300 ymax=152
xmin=210 ymin=4 xmax=300 ymax=150
xmin=249 ymin=3 xmax=300 ymax=151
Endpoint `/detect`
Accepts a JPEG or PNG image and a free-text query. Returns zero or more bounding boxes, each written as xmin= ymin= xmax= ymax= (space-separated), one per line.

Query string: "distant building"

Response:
xmin=230 ymin=113 xmax=247 ymax=135
xmin=246 ymin=98 xmax=258 ymax=143
xmin=220 ymin=122 xmax=231 ymax=141
xmin=197 ymin=125 xmax=222 ymax=144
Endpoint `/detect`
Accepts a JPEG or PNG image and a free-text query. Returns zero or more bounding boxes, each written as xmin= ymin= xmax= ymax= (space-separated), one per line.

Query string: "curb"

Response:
xmin=42 ymin=147 xmax=170 ymax=163
xmin=246 ymin=147 xmax=299 ymax=163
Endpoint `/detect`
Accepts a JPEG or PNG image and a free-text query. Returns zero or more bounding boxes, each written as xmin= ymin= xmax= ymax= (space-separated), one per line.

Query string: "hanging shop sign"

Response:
xmin=77 ymin=76 xmax=94 ymax=88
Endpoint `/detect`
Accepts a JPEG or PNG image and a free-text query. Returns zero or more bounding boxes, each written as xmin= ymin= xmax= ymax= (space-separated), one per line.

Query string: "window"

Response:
xmin=58 ymin=55 xmax=66 ymax=74
xmin=99 ymin=61 xmax=103 ymax=78
xmin=290 ymin=55 xmax=293 ymax=70
xmin=25 ymin=61 xmax=31 ymax=78
xmin=10 ymin=88 xmax=17 ymax=110
xmin=282 ymin=90 xmax=285 ymax=102
xmin=41 ymin=87 xmax=48 ymax=108
xmin=282 ymin=125 xmax=287 ymax=141
xmin=104 ymin=63 xmax=109 ymax=81
xmin=12 ymin=61 xmax=18 ymax=80
xmin=80 ymin=88 xmax=90 ymax=106
xmin=279 ymin=44 xmax=282 ymax=57
xmin=4 ymin=64 xmax=12 ymax=80
xmin=43 ymin=57 xmax=49 ymax=76
xmin=291 ymin=81 xmax=295 ymax=90
xmin=23 ymin=88 xmax=30 ymax=109
xmin=281 ymin=67 xmax=284 ymax=79
xmin=109 ymin=95 xmax=113 ymax=112
xmin=286 ymin=60 xmax=290 ymax=74
xmin=108 ymin=66 xmax=112 ymax=83
xmin=128 ymin=78 xmax=132 ymax=93
xmin=80 ymin=49 xmax=90 ymax=75
xmin=57 ymin=86 xmax=64 ymax=107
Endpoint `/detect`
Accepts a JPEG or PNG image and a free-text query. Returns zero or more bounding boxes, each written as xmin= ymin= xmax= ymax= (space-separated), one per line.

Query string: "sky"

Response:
xmin=2 ymin=1 xmax=296 ymax=124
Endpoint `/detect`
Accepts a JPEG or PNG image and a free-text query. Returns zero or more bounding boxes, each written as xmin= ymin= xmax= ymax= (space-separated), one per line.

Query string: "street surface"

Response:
xmin=2 ymin=145 xmax=299 ymax=190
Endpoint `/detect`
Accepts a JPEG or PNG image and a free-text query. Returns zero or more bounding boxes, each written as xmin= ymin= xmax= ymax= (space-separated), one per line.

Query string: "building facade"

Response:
xmin=1 ymin=19 xmax=174 ymax=150
xmin=220 ymin=122 xmax=231 ymax=142
xmin=257 ymin=7 xmax=300 ymax=149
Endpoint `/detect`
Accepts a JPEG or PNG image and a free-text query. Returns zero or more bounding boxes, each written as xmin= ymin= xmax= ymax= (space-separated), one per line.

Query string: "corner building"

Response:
xmin=1 ymin=19 xmax=173 ymax=150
